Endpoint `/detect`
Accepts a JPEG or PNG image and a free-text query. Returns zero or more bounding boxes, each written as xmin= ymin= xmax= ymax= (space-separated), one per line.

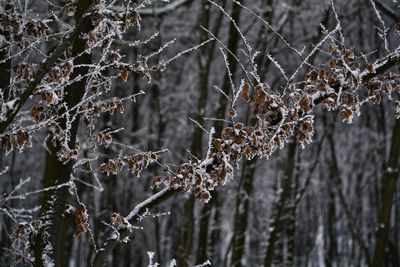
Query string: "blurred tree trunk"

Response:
xmin=372 ymin=119 xmax=400 ymax=267
xmin=34 ymin=1 xmax=93 ymax=266
xmin=285 ymin=155 xmax=299 ymax=266
xmin=209 ymin=1 xmax=243 ymax=264
xmin=322 ymin=116 xmax=338 ymax=267
xmin=230 ymin=157 xmax=257 ymax=267
xmin=227 ymin=1 xmax=277 ymax=264
xmin=194 ymin=0 xmax=217 ymax=264
xmin=213 ymin=0 xmax=241 ymax=135
xmin=147 ymin=78 xmax=166 ymax=265
xmin=146 ymin=16 xmax=166 ymax=265
xmin=131 ymin=48 xmax=141 ymax=143
xmin=177 ymin=2 xmax=213 ymax=265
xmin=325 ymin=173 xmax=338 ymax=267
xmin=177 ymin=196 xmax=195 ymax=267
xmin=194 ymin=1 xmax=230 ymax=265
xmin=263 ymin=139 xmax=297 ymax=267
xmin=329 ymin=128 xmax=371 ymax=265
xmin=178 ymin=0 xmax=236 ymax=265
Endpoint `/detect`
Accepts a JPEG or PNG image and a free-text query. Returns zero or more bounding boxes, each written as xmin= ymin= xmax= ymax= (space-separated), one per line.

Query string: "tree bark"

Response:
xmin=194 ymin=1 xmax=228 ymax=264
xmin=263 ymin=139 xmax=297 ymax=267
xmin=207 ymin=3 xmax=243 ymax=265
xmin=214 ymin=0 xmax=242 ymax=135
xmin=230 ymin=157 xmax=257 ymax=267
xmin=34 ymin=1 xmax=93 ymax=266
xmin=371 ymin=119 xmax=400 ymax=267
xmin=177 ymin=2 xmax=212 ymax=264
xmin=326 ymin=121 xmax=371 ymax=265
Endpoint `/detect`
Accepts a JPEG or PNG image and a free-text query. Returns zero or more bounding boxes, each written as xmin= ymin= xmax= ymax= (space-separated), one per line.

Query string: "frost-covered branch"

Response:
xmin=138 ymin=0 xmax=190 ymax=16
xmin=0 ymin=27 xmax=78 ymax=134
xmin=92 ymin=187 xmax=178 ymax=267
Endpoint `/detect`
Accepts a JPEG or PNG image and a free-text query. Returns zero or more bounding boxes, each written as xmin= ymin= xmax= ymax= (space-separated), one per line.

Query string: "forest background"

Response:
xmin=0 ymin=0 xmax=399 ymax=266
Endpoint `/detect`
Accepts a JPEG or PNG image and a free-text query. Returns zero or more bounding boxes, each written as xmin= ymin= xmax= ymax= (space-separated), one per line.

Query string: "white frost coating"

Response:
xmin=311 ymin=85 xmax=336 ymax=103
xmin=232 ymin=79 xmax=246 ymax=108
xmin=1 ymin=98 xmax=19 ymax=122
xmin=146 ymin=251 xmax=157 ymax=267
xmin=146 ymin=251 xmax=180 ymax=267
xmin=0 ymin=166 xmax=9 ymax=176
xmin=162 ymin=38 xmax=214 ymax=66
xmin=359 ymin=48 xmax=400 ymax=80
xmin=138 ymin=0 xmax=188 ymax=15
xmin=206 ymin=127 xmax=215 ymax=158
xmin=386 ymin=167 xmax=398 ymax=174
xmin=266 ymin=53 xmax=288 ymax=81
xmin=288 ymin=23 xmax=341 ymax=83
xmin=42 ymin=243 xmax=55 ymax=267
xmin=232 ymin=0 xmax=303 ymax=57
xmin=168 ymin=259 xmax=177 ymax=267
xmin=208 ymin=0 xmax=252 ymax=56
xmin=220 ymin=48 xmax=235 ymax=98
xmin=368 ymin=0 xmax=389 ymax=52
xmin=109 ymin=232 xmax=119 ymax=240
xmin=5 ymin=99 xmax=18 ymax=110
xmin=125 ymin=187 xmax=171 ymax=221
xmin=193 ymin=260 xmax=212 ymax=267
xmin=2 ymin=181 xmax=72 ymax=202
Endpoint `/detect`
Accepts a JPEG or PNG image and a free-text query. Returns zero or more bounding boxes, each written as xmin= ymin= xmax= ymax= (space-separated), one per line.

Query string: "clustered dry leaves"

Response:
xmin=7 ymin=219 xmax=43 ymax=263
xmin=151 ymin=44 xmax=399 ymax=201
xmin=0 ymin=1 xmax=399 ymax=264
xmin=0 ymin=0 xmax=153 ymax=158
xmin=1 ymin=130 xmax=31 ymax=154
xmin=99 ymin=152 xmax=158 ymax=176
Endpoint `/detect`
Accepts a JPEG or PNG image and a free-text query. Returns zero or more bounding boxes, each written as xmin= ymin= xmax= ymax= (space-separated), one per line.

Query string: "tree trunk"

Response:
xmin=194 ymin=0 xmax=227 ymax=264
xmin=230 ymin=157 xmax=257 ymax=267
xmin=34 ymin=1 xmax=93 ymax=266
xmin=371 ymin=119 xmax=400 ymax=267
xmin=177 ymin=2 xmax=211 ymax=264
xmin=214 ymin=0 xmax=242 ymax=134
xmin=263 ymin=139 xmax=297 ymax=267
xmin=325 ymin=173 xmax=337 ymax=267
xmin=209 ymin=3 xmax=243 ymax=265
xmin=178 ymin=1 xmax=233 ymax=265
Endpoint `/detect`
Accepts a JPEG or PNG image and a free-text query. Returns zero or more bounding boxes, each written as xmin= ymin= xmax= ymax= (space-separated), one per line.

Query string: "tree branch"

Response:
xmin=91 ymin=48 xmax=399 ymax=267
xmin=91 ymin=187 xmax=179 ymax=267
xmin=138 ymin=0 xmax=191 ymax=16
xmin=374 ymin=1 xmax=400 ymax=23
xmin=0 ymin=18 xmax=88 ymax=135
xmin=360 ymin=52 xmax=400 ymax=83
xmin=313 ymin=52 xmax=399 ymax=106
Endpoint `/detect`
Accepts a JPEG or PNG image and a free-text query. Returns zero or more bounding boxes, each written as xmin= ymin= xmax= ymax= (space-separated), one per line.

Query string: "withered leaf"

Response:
xmin=319 ymin=69 xmax=325 ymax=79
xmin=119 ymin=70 xmax=128 ymax=81
xmin=229 ymin=107 xmax=236 ymax=118
xmin=31 ymin=105 xmax=37 ymax=118
xmin=241 ymin=83 xmax=250 ymax=102
xmin=367 ymin=64 xmax=374 ymax=73
xmin=299 ymin=96 xmax=311 ymax=110
xmin=213 ymin=139 xmax=222 ymax=152
xmin=340 ymin=107 xmax=353 ymax=122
